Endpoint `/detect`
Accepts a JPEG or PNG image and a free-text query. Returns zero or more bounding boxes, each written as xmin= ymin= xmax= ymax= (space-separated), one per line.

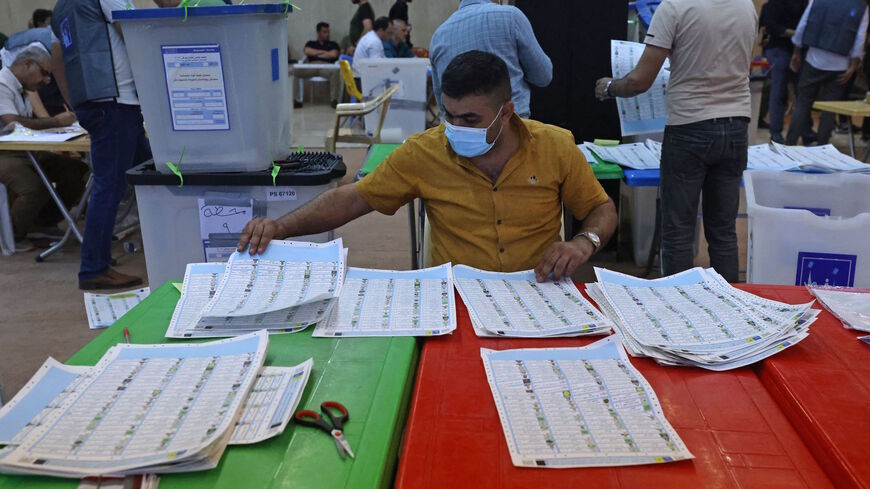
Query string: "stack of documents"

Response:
xmin=746 ymin=144 xmax=802 ymax=171
xmin=84 ymin=288 xmax=151 ymax=329
xmin=313 ymin=264 xmax=457 ymax=337
xmin=769 ymin=142 xmax=870 ymax=173
xmin=167 ymin=240 xmax=345 ymax=338
xmin=453 ymin=265 xmax=613 ymax=337
xmin=611 ymin=40 xmax=669 ymax=136
xmin=481 ymin=336 xmax=693 ymax=468
xmin=0 ymin=332 xmax=313 ymax=478
xmin=586 ymin=141 xmax=660 ymax=170
xmin=808 ymin=286 xmax=870 ymax=332
xmin=587 ymin=268 xmax=816 ymax=370
xmin=0 ymin=122 xmax=87 ymax=143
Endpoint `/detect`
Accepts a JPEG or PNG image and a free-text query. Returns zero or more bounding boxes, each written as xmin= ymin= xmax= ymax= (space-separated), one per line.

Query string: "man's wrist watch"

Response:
xmin=576 ymin=231 xmax=601 ymax=252
xmin=605 ymin=80 xmax=613 ymax=98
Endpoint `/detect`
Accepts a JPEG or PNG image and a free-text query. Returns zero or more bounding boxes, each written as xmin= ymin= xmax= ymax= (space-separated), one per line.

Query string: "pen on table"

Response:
xmin=123 ymin=328 xmax=131 ymax=344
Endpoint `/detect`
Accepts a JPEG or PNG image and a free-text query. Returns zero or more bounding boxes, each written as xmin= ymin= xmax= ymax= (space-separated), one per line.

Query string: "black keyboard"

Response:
xmin=276 ymin=151 xmax=342 ymax=175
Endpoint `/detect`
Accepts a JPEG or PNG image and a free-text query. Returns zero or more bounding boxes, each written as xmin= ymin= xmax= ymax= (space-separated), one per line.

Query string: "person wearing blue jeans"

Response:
xmin=596 ymin=0 xmax=757 ymax=282
xmin=761 ymin=0 xmax=807 ymax=143
xmin=75 ymin=102 xmax=152 ymax=287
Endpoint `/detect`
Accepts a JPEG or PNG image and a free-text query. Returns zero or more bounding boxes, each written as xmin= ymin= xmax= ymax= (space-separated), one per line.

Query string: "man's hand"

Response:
xmin=534 ymin=238 xmax=595 ymax=283
xmin=237 ymin=217 xmax=286 ymax=255
xmin=53 ymin=111 xmax=77 ymax=126
xmin=595 ymin=77 xmax=613 ymax=101
xmin=839 ymin=62 xmax=860 ymax=85
xmin=789 ymin=52 xmax=802 ymax=73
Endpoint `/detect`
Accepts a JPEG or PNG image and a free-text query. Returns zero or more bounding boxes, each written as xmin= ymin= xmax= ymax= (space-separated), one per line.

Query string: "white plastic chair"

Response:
xmin=0 ymin=183 xmax=15 ymax=256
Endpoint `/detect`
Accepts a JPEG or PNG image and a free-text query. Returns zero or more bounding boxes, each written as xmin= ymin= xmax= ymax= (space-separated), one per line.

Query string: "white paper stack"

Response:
xmin=770 ymin=142 xmax=870 ymax=173
xmin=166 ymin=239 xmax=346 ymax=338
xmin=587 ymin=267 xmax=816 ymax=371
xmin=808 ymin=286 xmax=870 ymax=332
xmin=84 ymin=288 xmax=151 ymax=329
xmin=481 ymin=336 xmax=693 ymax=468
xmin=587 ymin=142 xmax=660 ymax=170
xmin=453 ymin=265 xmax=613 ymax=337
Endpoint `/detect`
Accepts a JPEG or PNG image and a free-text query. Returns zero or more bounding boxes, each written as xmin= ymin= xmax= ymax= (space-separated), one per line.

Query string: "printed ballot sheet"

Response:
xmin=167 ymin=263 xmax=334 ymax=338
xmin=809 ymin=287 xmax=870 ymax=332
xmin=611 ymin=40 xmax=669 ymax=136
xmin=230 ymin=360 xmax=313 ymax=445
xmin=201 ymin=240 xmax=344 ymax=318
xmin=770 ymin=142 xmax=870 ymax=172
xmin=453 ymin=265 xmax=613 ymax=338
xmin=587 ymin=142 xmax=660 ymax=170
xmin=84 ymin=288 xmax=151 ymax=329
xmin=747 ymin=144 xmax=802 ymax=171
xmin=313 ymin=264 xmax=457 ymax=337
xmin=0 ymin=332 xmax=268 ymax=477
xmin=0 ymin=122 xmax=87 ymax=143
xmin=481 ymin=336 xmax=693 ymax=468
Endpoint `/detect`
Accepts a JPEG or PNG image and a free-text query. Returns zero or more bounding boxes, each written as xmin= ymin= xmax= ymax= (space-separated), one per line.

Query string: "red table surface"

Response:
xmin=395 ymin=285 xmax=837 ymax=489
xmin=742 ymin=285 xmax=870 ymax=489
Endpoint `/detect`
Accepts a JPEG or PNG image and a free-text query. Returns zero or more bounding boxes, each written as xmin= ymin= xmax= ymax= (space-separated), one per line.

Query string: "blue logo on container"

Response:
xmin=795 ymin=252 xmax=857 ymax=287
xmin=60 ymin=17 xmax=72 ymax=48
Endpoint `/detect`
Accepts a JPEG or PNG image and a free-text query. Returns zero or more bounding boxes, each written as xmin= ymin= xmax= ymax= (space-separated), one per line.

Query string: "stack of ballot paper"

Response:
xmin=586 ymin=141 xmax=660 ymax=170
xmin=453 ymin=265 xmax=613 ymax=337
xmin=166 ymin=239 xmax=346 ymax=338
xmin=481 ymin=336 xmax=693 ymax=468
xmin=586 ymin=267 xmax=816 ymax=370
xmin=84 ymin=288 xmax=151 ymax=329
xmin=769 ymin=142 xmax=870 ymax=173
xmin=0 ymin=332 xmax=312 ymax=478
xmin=808 ymin=286 xmax=870 ymax=332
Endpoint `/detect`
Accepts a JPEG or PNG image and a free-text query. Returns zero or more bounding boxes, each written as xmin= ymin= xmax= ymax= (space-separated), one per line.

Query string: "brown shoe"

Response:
xmin=79 ymin=267 xmax=143 ymax=290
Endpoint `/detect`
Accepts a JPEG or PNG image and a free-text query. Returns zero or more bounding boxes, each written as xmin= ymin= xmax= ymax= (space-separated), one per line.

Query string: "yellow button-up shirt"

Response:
xmin=356 ymin=115 xmax=609 ymax=272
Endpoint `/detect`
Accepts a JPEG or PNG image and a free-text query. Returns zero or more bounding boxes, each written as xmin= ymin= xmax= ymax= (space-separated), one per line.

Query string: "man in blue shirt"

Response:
xmin=384 ymin=19 xmax=413 ymax=58
xmin=430 ymin=0 xmax=552 ymax=119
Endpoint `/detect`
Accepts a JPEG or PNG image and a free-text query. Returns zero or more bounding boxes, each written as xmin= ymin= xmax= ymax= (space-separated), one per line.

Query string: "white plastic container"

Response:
xmin=126 ymin=160 xmax=345 ymax=288
xmin=114 ymin=4 xmax=292 ymax=173
xmin=745 ymin=171 xmax=870 ymax=287
xmin=356 ymin=58 xmax=430 ymax=143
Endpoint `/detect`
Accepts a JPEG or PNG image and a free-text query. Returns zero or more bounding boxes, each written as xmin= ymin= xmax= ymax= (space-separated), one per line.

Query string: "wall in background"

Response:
xmin=0 ymin=0 xmax=461 ymax=58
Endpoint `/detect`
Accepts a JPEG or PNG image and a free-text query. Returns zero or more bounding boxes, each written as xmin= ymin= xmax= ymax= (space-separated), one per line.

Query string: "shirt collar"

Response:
xmin=459 ymin=0 xmax=490 ymax=8
xmin=0 ymin=66 xmax=24 ymax=95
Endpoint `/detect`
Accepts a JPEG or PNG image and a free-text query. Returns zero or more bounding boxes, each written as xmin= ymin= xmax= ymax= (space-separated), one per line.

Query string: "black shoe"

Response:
xmin=802 ymin=133 xmax=818 ymax=145
xmin=758 ymin=119 xmax=770 ymax=129
xmin=294 ymin=100 xmax=303 ymax=109
xmin=770 ymin=132 xmax=784 ymax=144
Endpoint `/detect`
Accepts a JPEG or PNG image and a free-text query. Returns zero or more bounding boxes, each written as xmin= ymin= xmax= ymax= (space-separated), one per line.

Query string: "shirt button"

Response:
xmin=499 ymin=247 xmax=505 ymax=253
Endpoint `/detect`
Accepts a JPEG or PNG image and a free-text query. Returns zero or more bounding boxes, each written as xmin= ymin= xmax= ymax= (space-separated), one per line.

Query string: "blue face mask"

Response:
xmin=444 ymin=105 xmax=505 ymax=158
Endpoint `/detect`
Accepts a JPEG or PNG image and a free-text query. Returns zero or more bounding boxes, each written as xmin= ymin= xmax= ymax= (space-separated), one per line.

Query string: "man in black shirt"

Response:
xmin=348 ymin=0 xmax=375 ymax=55
xmin=295 ymin=22 xmax=343 ymax=108
xmin=762 ymin=0 xmax=807 ymax=143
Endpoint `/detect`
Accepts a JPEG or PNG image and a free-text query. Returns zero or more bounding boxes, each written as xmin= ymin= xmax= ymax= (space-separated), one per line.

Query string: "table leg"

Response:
xmin=644 ymin=191 xmax=661 ymax=278
xmin=37 ymin=174 xmax=93 ymax=262
xmin=848 ymin=121 xmax=856 ymax=158
xmin=27 ymin=151 xmax=84 ymax=243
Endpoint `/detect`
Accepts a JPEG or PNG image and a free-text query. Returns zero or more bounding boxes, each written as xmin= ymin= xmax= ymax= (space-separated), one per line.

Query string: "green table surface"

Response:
xmin=358 ymin=143 xmax=624 ymax=180
xmin=0 ymin=283 xmax=419 ymax=489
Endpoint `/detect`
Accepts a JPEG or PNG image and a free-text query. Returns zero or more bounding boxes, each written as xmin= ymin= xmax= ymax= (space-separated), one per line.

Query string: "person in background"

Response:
xmin=296 ymin=22 xmax=342 ymax=108
xmin=785 ymin=0 xmax=869 ymax=146
xmin=388 ymin=0 xmax=411 ymax=46
xmin=0 ymin=45 xmax=87 ymax=252
xmin=19 ymin=10 xmax=69 ymax=117
xmin=762 ymin=0 xmax=808 ymax=143
xmin=384 ymin=19 xmax=413 ymax=58
xmin=353 ymin=17 xmax=391 ymax=65
xmin=430 ymin=0 xmax=552 ymax=119
xmin=52 ymin=0 xmax=152 ymax=290
xmin=347 ymin=0 xmax=375 ymax=56
xmin=237 ymin=51 xmax=617 ymax=282
xmin=29 ymin=9 xmax=53 ymax=29
xmin=595 ymin=0 xmax=757 ymax=283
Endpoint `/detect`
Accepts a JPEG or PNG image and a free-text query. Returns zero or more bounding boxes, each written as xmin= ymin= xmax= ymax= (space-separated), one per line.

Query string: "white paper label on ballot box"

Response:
xmin=266 ymin=188 xmax=297 ymax=201
xmin=162 ymin=44 xmax=230 ymax=131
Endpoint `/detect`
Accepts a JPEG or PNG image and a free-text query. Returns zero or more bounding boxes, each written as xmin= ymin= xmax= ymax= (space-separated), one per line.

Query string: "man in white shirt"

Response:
xmin=353 ymin=17 xmax=392 ymax=65
xmin=0 ymin=44 xmax=87 ymax=251
xmin=52 ymin=0 xmax=152 ymax=289
xmin=594 ymin=0 xmax=757 ymax=282
xmin=785 ymin=0 xmax=869 ymax=145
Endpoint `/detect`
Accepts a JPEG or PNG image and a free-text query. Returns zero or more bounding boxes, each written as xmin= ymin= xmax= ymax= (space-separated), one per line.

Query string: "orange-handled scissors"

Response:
xmin=294 ymin=401 xmax=355 ymax=460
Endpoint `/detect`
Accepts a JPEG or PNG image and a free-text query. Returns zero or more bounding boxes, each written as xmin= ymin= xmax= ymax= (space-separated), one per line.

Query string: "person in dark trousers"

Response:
xmin=785 ymin=0 xmax=869 ymax=146
xmin=51 ymin=0 xmax=152 ymax=290
xmin=762 ymin=0 xmax=807 ymax=143
xmin=347 ymin=0 xmax=375 ymax=55
xmin=595 ymin=0 xmax=757 ymax=282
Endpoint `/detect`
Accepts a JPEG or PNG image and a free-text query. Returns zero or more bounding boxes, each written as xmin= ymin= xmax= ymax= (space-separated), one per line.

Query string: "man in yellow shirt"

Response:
xmin=238 ymin=51 xmax=616 ymax=282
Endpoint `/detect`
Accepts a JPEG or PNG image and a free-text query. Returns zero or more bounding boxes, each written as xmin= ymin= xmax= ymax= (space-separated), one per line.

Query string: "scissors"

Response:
xmin=294 ymin=401 xmax=355 ymax=460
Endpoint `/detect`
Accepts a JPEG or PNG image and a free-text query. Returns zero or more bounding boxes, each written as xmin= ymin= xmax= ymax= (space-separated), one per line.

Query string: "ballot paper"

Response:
xmin=84 ymin=288 xmax=151 ymax=329
xmin=588 ymin=267 xmax=814 ymax=371
xmin=770 ymin=142 xmax=870 ymax=172
xmin=312 ymin=264 xmax=457 ymax=337
xmin=0 ymin=123 xmax=87 ymax=143
xmin=0 ymin=332 xmax=268 ymax=478
xmin=230 ymin=360 xmax=313 ymax=444
xmin=645 ymin=139 xmax=662 ymax=160
xmin=577 ymin=143 xmax=599 ymax=164
xmin=453 ymin=265 xmax=613 ymax=338
xmin=166 ymin=263 xmax=334 ymax=338
xmin=611 ymin=40 xmax=669 ymax=136
xmin=190 ymin=240 xmax=345 ymax=333
xmin=587 ymin=142 xmax=660 ymax=170
xmin=746 ymin=144 xmax=803 ymax=171
xmin=809 ymin=286 xmax=870 ymax=332
xmin=481 ymin=336 xmax=693 ymax=468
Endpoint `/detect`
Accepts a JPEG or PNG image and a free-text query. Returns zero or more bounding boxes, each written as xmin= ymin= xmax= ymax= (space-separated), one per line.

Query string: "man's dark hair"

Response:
xmin=373 ymin=17 xmax=391 ymax=32
xmin=316 ymin=22 xmax=329 ymax=32
xmin=441 ymin=50 xmax=511 ymax=105
xmin=32 ymin=9 xmax=52 ymax=27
